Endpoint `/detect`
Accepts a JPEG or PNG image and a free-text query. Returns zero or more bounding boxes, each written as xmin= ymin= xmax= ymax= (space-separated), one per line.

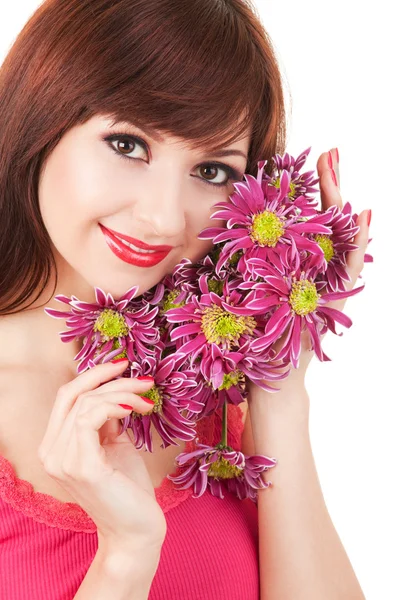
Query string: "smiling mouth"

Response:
xmin=112 ymin=236 xmax=157 ymax=254
xmin=99 ymin=223 xmax=173 ymax=267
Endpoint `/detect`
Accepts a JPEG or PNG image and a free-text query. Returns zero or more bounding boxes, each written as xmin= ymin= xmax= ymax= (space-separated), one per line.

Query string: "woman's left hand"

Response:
xmin=266 ymin=147 xmax=371 ymax=386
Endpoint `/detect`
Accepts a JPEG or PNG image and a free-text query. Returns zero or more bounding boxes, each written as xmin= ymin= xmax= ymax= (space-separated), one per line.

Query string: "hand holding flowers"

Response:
xmin=247 ymin=147 xmax=372 ymax=387
xmin=45 ymin=145 xmax=373 ymax=504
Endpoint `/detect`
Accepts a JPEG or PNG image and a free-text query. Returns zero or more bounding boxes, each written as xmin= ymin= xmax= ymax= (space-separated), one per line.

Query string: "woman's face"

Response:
xmin=38 ymin=113 xmax=251 ymax=300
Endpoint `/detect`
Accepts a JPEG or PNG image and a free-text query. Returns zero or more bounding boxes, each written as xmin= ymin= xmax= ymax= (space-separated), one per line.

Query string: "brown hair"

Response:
xmin=0 ymin=0 xmax=289 ymax=316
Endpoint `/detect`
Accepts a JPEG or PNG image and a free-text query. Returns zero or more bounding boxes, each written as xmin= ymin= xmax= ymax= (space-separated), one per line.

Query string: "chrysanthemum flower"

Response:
xmin=238 ymin=260 xmax=365 ymax=367
xmin=116 ymin=351 xmax=208 ymax=452
xmin=167 ymin=442 xmax=277 ymax=503
xmin=44 ymin=285 xmax=160 ymax=373
xmin=308 ymin=202 xmax=365 ymax=293
xmin=198 ymin=169 xmax=332 ymax=276
xmin=260 ymin=146 xmax=320 ymax=212
xmin=166 ymin=275 xmax=289 ymax=392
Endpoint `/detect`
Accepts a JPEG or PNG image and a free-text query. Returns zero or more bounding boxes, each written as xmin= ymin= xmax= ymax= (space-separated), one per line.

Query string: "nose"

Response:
xmin=135 ymin=174 xmax=187 ymax=242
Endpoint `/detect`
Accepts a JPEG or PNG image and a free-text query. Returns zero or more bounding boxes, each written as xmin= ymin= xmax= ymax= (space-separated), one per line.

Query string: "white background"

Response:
xmin=0 ymin=2 xmax=398 ymax=598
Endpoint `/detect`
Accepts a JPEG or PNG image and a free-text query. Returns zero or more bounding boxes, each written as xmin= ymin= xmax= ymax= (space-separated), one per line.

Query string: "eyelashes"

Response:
xmin=102 ymin=132 xmax=243 ymax=189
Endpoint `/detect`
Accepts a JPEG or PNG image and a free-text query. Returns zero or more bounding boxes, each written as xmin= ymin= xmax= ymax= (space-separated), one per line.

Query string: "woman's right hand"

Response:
xmin=37 ymin=359 xmax=167 ymax=556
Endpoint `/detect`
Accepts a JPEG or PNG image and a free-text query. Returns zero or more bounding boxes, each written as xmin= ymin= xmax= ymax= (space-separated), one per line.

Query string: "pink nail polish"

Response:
xmin=335 ymin=148 xmax=339 ymax=163
xmin=137 ymin=376 xmax=154 ymax=382
xmin=328 ymin=151 xmax=333 ymax=169
xmin=330 ymin=169 xmax=338 ymax=186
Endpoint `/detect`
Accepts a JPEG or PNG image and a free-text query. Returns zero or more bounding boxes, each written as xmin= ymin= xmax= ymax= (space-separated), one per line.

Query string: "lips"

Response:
xmin=99 ymin=224 xmax=173 ymax=268
xmin=100 ymin=225 xmax=173 ymax=252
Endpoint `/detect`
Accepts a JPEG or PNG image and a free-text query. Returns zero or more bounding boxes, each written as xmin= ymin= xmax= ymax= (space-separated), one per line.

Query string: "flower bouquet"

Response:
xmin=45 ymin=147 xmax=373 ymax=503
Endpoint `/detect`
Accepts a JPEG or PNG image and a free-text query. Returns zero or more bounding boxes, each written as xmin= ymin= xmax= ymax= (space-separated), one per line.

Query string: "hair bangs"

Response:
xmin=84 ymin=1 xmax=265 ymax=163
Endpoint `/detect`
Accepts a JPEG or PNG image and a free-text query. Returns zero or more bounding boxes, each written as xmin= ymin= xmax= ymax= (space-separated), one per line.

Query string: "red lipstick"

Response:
xmin=99 ymin=224 xmax=173 ymax=268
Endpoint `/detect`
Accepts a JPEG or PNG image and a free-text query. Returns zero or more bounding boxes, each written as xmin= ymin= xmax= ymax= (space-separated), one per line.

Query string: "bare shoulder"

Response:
xmin=0 ymin=363 xmax=59 ymax=455
xmin=0 ymin=363 xmax=21 ymax=406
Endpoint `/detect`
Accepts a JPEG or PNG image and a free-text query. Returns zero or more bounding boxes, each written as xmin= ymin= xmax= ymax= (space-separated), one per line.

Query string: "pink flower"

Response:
xmin=310 ymin=201 xmax=371 ymax=293
xmin=168 ymin=442 xmax=277 ymax=503
xmin=166 ymin=275 xmax=289 ymax=392
xmin=44 ymin=286 xmax=160 ymax=373
xmin=236 ymin=259 xmax=365 ymax=367
xmin=198 ymin=169 xmax=332 ymax=276
xmin=260 ymin=146 xmax=320 ymax=214
xmin=116 ymin=351 xmax=208 ymax=452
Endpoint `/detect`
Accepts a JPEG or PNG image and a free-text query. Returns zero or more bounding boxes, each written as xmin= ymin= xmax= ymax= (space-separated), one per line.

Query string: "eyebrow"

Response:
xmin=110 ymin=119 xmax=248 ymax=161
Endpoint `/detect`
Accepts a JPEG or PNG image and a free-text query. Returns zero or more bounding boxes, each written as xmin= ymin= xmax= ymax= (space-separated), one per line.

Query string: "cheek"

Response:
xmin=38 ymin=139 xmax=119 ymax=232
xmin=184 ymin=202 xmax=226 ymax=262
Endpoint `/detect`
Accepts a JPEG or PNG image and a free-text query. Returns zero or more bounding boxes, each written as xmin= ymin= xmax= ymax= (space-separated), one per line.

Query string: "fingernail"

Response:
xmin=367 ymin=209 xmax=372 ymax=226
xmin=137 ymin=376 xmax=154 ymax=382
xmin=118 ymin=403 xmax=133 ymax=410
xmin=335 ymin=147 xmax=339 ymax=163
xmin=328 ymin=151 xmax=333 ymax=169
xmin=111 ymin=358 xmax=129 ymax=364
xmin=140 ymin=396 xmax=155 ymax=405
xmin=330 ymin=169 xmax=338 ymax=186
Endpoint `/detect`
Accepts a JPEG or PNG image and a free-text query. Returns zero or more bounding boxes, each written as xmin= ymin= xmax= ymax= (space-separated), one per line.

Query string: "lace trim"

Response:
xmin=0 ymin=404 xmax=244 ymax=532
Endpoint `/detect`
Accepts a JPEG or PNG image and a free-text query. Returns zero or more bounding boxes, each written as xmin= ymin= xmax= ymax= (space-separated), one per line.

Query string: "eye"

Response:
xmin=195 ymin=164 xmax=240 ymax=189
xmin=104 ymin=134 xmax=148 ymax=160
xmin=103 ymin=132 xmax=243 ymax=189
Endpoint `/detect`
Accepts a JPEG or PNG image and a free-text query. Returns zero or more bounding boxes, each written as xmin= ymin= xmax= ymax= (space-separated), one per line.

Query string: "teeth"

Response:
xmin=116 ymin=237 xmax=157 ymax=254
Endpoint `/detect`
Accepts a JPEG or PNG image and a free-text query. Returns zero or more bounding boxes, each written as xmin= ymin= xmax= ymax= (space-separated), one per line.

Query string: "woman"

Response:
xmin=0 ymin=0 xmax=368 ymax=598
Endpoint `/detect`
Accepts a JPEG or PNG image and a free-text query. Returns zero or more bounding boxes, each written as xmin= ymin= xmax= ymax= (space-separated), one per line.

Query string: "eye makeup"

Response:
xmin=102 ymin=128 xmax=245 ymax=189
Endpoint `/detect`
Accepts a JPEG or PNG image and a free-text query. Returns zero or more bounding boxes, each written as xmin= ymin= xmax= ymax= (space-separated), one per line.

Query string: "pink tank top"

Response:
xmin=0 ymin=403 xmax=259 ymax=599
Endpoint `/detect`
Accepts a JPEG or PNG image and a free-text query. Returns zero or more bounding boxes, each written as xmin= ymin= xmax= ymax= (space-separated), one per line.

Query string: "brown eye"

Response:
xmin=200 ymin=165 xmax=219 ymax=180
xmin=105 ymin=134 xmax=148 ymax=161
xmin=116 ymin=139 xmax=135 ymax=154
xmin=198 ymin=164 xmax=229 ymax=186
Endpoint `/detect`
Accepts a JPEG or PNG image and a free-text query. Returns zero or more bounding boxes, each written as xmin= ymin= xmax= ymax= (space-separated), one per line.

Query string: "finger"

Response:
xmin=316 ymin=148 xmax=342 ymax=212
xmin=64 ymin=402 xmax=156 ymax=508
xmin=70 ymin=377 xmax=154 ymax=425
xmin=81 ymin=375 xmax=154 ymax=399
xmin=325 ymin=209 xmax=370 ymax=313
xmin=81 ymin=389 xmax=155 ymax=444
xmin=345 ymin=209 xmax=370 ymax=288
xmin=44 ymin=401 xmax=135 ymax=482
xmin=42 ymin=388 xmax=155 ymax=466
xmin=38 ymin=360 xmax=136 ymax=460
xmin=81 ymin=376 xmax=155 ymax=443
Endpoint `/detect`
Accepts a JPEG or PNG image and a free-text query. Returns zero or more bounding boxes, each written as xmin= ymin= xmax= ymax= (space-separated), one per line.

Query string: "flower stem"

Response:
xmin=221 ymin=400 xmax=228 ymax=446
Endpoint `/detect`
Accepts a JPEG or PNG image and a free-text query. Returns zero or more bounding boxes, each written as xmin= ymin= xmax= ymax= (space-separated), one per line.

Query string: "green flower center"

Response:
xmin=210 ymin=244 xmax=223 ymax=264
xmin=207 ymin=454 xmax=243 ymax=479
xmin=133 ymin=385 xmax=162 ymax=416
xmin=160 ymin=290 xmax=185 ymax=314
xmin=272 ymin=175 xmax=297 ymax=199
xmin=207 ymin=278 xmax=224 ymax=295
xmin=229 ymin=251 xmax=242 ymax=267
xmin=110 ymin=339 xmax=128 ymax=361
xmin=250 ymin=210 xmax=285 ymax=247
xmin=93 ymin=309 xmax=129 ymax=341
xmin=315 ymin=234 xmax=335 ymax=262
xmin=218 ymin=369 xmax=245 ymax=391
xmin=201 ymin=304 xmax=257 ymax=349
xmin=289 ymin=279 xmax=320 ymax=316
